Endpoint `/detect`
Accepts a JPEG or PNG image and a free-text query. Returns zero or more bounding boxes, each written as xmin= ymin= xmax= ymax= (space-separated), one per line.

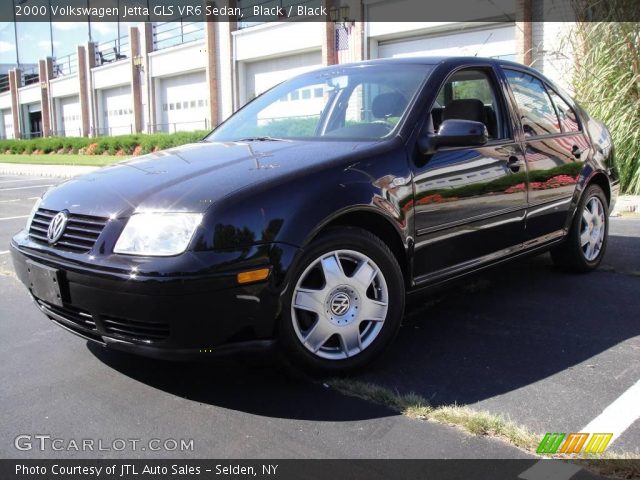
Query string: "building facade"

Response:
xmin=0 ymin=0 xmax=574 ymax=140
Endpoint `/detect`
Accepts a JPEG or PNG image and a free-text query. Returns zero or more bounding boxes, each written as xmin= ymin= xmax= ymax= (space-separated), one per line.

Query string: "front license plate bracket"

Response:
xmin=27 ymin=260 xmax=64 ymax=307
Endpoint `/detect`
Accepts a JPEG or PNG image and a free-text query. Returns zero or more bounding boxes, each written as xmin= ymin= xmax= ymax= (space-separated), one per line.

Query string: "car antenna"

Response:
xmin=475 ymin=33 xmax=493 ymax=56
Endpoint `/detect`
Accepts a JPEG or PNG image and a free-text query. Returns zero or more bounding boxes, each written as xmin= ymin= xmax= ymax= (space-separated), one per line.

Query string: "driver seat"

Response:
xmin=442 ymin=99 xmax=487 ymax=125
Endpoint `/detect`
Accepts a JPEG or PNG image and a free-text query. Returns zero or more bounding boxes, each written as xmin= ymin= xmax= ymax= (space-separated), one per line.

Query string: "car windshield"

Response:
xmin=206 ymin=64 xmax=433 ymax=142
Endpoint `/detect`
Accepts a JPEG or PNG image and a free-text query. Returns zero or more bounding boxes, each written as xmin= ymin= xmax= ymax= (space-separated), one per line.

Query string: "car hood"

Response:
xmin=40 ymin=140 xmax=377 ymax=217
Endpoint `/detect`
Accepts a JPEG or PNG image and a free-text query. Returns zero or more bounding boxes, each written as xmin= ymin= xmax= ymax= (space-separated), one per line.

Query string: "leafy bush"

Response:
xmin=570 ymin=16 xmax=640 ymax=194
xmin=0 ymin=131 xmax=209 ymax=157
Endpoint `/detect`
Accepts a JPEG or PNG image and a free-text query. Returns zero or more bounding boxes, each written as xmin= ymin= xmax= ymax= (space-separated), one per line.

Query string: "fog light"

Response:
xmin=237 ymin=268 xmax=270 ymax=284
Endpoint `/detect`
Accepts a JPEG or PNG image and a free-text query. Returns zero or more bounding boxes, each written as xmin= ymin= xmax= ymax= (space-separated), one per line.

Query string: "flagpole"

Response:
xmin=49 ymin=0 xmax=54 ymax=58
xmin=87 ymin=0 xmax=92 ymax=42
xmin=11 ymin=0 xmax=20 ymax=66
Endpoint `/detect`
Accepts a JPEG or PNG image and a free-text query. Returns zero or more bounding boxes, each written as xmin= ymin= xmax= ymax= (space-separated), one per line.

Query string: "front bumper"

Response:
xmin=10 ymin=233 xmax=300 ymax=360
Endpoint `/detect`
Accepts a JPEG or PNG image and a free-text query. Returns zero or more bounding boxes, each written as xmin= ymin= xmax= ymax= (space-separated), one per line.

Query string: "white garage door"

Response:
xmin=378 ymin=25 xmax=516 ymax=60
xmin=58 ymin=96 xmax=81 ymax=137
xmin=243 ymin=51 xmax=322 ymax=105
xmin=160 ymin=71 xmax=208 ymax=133
xmin=102 ymin=86 xmax=133 ymax=136
xmin=1 ymin=109 xmax=14 ymax=139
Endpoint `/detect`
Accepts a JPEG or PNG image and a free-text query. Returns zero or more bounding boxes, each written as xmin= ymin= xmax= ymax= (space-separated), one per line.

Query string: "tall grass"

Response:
xmin=570 ymin=17 xmax=640 ymax=194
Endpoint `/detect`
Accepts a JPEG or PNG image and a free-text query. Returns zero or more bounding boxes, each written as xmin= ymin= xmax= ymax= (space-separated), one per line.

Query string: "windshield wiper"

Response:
xmin=237 ymin=136 xmax=286 ymax=142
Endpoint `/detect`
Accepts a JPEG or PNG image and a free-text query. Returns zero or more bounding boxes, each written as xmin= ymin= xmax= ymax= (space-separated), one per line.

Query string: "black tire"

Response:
xmin=279 ymin=227 xmax=405 ymax=373
xmin=551 ymin=184 xmax=609 ymax=272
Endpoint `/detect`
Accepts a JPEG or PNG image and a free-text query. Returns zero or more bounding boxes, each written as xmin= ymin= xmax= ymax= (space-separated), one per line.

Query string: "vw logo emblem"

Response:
xmin=330 ymin=292 xmax=351 ymax=316
xmin=47 ymin=211 xmax=68 ymax=244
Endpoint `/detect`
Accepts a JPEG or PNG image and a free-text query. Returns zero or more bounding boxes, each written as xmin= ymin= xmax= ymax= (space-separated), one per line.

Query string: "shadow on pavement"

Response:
xmin=87 ymin=341 xmax=397 ymax=422
xmin=357 ymin=234 xmax=640 ymax=406
xmin=88 ymin=231 xmax=640 ymax=419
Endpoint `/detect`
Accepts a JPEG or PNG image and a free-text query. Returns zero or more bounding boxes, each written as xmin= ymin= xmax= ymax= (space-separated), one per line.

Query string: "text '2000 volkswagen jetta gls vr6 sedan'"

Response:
xmin=11 ymin=57 xmax=618 ymax=372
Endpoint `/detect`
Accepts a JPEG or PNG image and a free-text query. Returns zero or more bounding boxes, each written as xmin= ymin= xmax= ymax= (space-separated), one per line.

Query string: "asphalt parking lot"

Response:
xmin=0 ymin=174 xmax=638 ymax=461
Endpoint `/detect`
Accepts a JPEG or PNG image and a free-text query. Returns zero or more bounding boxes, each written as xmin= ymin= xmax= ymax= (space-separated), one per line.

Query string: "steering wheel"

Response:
xmin=371 ymin=120 xmax=394 ymax=132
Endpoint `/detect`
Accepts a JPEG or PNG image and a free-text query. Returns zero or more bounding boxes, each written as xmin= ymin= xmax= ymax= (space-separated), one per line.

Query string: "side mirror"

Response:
xmin=419 ymin=119 xmax=488 ymax=155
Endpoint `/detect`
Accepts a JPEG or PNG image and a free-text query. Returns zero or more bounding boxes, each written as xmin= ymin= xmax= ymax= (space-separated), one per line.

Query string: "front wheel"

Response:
xmin=551 ymin=184 xmax=609 ymax=272
xmin=280 ymin=228 xmax=405 ymax=373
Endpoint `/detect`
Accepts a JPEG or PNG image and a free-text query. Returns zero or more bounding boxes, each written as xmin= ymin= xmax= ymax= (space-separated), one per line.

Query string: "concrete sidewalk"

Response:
xmin=0 ymin=163 xmax=100 ymax=178
xmin=614 ymin=195 xmax=640 ymax=215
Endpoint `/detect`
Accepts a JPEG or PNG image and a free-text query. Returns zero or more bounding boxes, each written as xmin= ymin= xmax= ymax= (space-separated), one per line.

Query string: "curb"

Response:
xmin=0 ymin=163 xmax=100 ymax=179
xmin=612 ymin=195 xmax=640 ymax=216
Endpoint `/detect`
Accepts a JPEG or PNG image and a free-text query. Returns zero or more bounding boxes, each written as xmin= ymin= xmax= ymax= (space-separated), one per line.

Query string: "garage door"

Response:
xmin=1 ymin=109 xmax=14 ymax=139
xmin=58 ymin=96 xmax=81 ymax=137
xmin=102 ymin=86 xmax=133 ymax=136
xmin=160 ymin=71 xmax=208 ymax=133
xmin=378 ymin=25 xmax=516 ymax=60
xmin=243 ymin=51 xmax=322 ymax=105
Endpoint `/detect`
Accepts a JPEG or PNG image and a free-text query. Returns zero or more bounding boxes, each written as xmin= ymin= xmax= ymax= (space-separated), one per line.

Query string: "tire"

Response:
xmin=279 ymin=227 xmax=405 ymax=373
xmin=551 ymin=184 xmax=609 ymax=272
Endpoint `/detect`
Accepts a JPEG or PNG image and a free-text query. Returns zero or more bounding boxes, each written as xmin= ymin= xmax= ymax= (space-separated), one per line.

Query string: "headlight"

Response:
xmin=25 ymin=197 xmax=42 ymax=232
xmin=114 ymin=212 xmax=203 ymax=256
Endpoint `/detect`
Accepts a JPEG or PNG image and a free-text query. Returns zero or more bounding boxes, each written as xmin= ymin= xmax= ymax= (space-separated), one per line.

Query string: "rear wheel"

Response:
xmin=280 ymin=228 xmax=404 ymax=373
xmin=551 ymin=184 xmax=608 ymax=272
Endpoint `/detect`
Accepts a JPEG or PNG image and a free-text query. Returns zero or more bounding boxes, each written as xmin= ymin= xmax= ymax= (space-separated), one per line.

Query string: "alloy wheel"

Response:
xmin=291 ymin=249 xmax=389 ymax=360
xmin=580 ymin=196 xmax=606 ymax=261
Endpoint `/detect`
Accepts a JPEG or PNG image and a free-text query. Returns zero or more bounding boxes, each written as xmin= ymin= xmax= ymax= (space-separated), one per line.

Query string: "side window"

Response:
xmin=504 ymin=69 xmax=561 ymax=137
xmin=547 ymin=88 xmax=580 ymax=132
xmin=431 ymin=69 xmax=504 ymax=140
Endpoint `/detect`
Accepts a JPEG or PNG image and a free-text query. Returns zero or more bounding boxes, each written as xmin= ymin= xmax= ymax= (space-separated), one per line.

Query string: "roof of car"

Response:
xmin=332 ymin=56 xmax=525 ymax=68
xmin=304 ymin=56 xmax=544 ymax=84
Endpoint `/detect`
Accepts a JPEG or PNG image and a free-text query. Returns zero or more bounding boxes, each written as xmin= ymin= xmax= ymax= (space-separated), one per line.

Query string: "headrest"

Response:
xmin=443 ymin=99 xmax=487 ymax=124
xmin=372 ymin=92 xmax=407 ymax=119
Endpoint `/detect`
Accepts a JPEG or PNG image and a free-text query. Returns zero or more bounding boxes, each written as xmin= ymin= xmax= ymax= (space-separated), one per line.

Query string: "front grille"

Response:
xmin=29 ymin=208 xmax=108 ymax=253
xmin=36 ymin=300 xmax=97 ymax=331
xmin=103 ymin=316 xmax=170 ymax=343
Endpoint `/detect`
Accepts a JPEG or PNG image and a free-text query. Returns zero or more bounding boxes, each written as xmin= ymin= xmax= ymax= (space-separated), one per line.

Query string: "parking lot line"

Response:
xmin=580 ymin=378 xmax=640 ymax=444
xmin=0 ymin=196 xmax=39 ymax=204
xmin=0 ymin=184 xmax=53 ymax=192
xmin=0 ymin=178 xmax=51 ymax=184
xmin=0 ymin=215 xmax=28 ymax=221
xmin=0 ymin=250 xmax=8 ymax=255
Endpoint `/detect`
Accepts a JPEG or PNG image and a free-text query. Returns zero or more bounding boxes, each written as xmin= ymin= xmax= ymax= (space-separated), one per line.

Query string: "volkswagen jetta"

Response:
xmin=11 ymin=57 xmax=619 ymax=372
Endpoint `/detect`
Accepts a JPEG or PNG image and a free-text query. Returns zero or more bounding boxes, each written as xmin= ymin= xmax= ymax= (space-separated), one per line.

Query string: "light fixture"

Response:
xmin=329 ymin=5 xmax=354 ymax=32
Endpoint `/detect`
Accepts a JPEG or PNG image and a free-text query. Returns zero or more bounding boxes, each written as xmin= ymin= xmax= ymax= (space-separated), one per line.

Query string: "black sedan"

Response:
xmin=11 ymin=57 xmax=619 ymax=372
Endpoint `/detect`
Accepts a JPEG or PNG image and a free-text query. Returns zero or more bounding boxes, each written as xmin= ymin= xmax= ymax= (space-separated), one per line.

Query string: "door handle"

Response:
xmin=572 ymin=145 xmax=583 ymax=159
xmin=507 ymin=156 xmax=521 ymax=173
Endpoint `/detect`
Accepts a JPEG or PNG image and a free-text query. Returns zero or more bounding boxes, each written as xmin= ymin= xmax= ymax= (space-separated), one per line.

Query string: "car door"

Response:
xmin=501 ymin=68 xmax=590 ymax=241
xmin=411 ymin=66 xmax=528 ymax=283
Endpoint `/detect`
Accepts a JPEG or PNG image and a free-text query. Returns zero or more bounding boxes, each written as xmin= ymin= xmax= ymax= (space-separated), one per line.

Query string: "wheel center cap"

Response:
xmin=330 ymin=292 xmax=351 ymax=316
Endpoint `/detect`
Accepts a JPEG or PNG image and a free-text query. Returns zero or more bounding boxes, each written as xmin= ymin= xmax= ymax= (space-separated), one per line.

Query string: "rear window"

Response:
xmin=548 ymin=89 xmax=580 ymax=132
